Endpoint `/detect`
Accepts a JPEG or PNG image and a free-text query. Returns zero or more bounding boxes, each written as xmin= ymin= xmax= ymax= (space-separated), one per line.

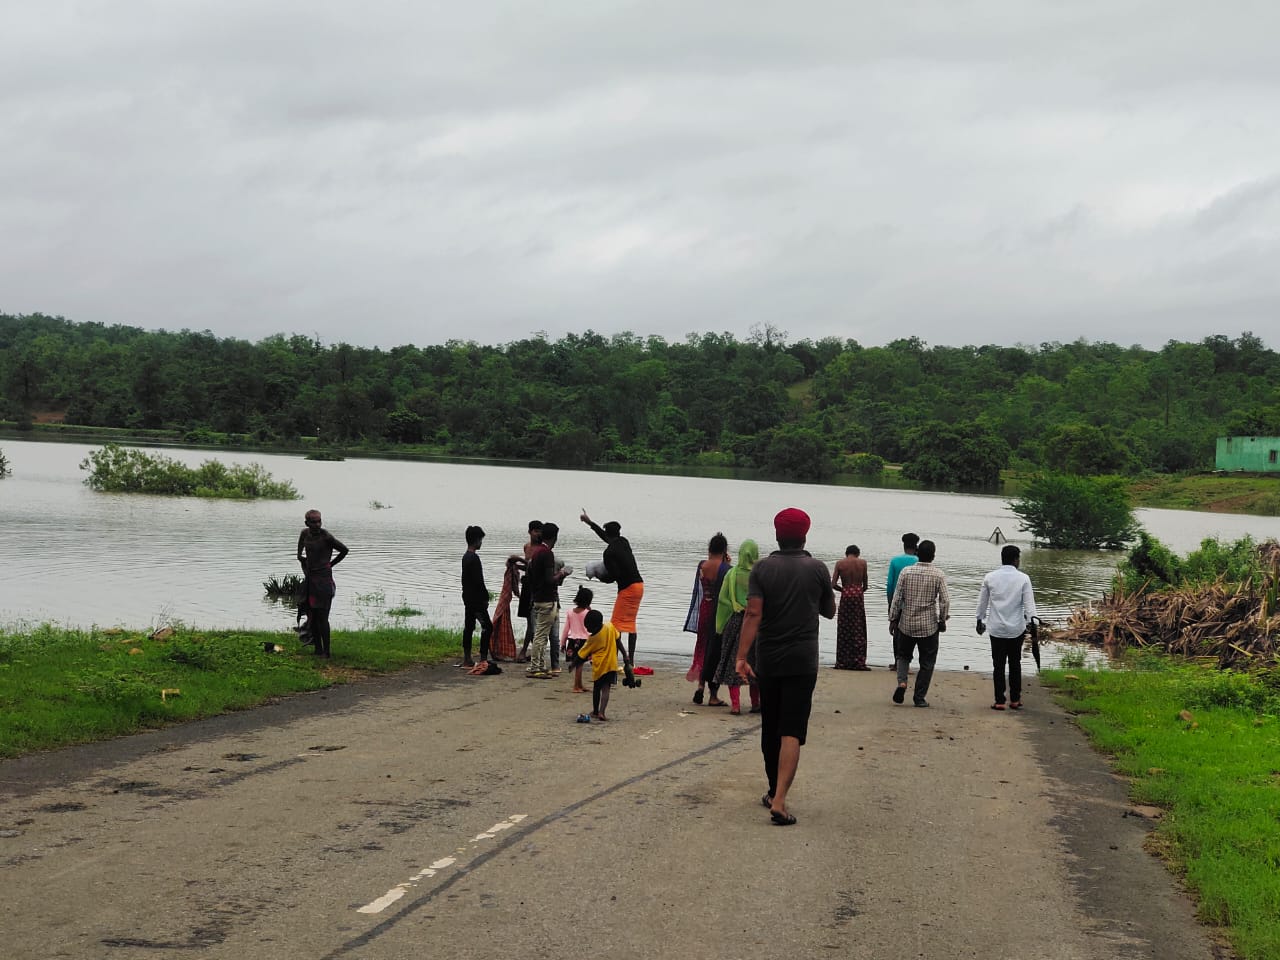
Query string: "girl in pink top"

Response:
xmin=563 ymin=586 xmax=593 ymax=693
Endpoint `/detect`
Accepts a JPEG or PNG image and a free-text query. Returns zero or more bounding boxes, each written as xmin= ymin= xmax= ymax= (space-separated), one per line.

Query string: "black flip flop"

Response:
xmin=761 ymin=793 xmax=773 ymax=809
xmin=770 ymin=810 xmax=797 ymax=826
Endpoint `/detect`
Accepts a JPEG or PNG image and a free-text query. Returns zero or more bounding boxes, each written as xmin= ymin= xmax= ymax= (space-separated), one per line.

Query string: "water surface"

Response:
xmin=2 ymin=439 xmax=1275 ymax=672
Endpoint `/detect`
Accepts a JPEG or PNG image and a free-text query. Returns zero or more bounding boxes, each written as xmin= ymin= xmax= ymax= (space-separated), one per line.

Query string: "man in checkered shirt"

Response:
xmin=888 ymin=539 xmax=950 ymax=707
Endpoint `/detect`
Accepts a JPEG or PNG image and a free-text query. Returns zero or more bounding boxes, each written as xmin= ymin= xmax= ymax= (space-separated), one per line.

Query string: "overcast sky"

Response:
xmin=3 ymin=2 xmax=1278 ymax=351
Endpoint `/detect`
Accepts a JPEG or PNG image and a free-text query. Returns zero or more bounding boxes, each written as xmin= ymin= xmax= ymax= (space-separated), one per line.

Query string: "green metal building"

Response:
xmin=1216 ymin=436 xmax=1280 ymax=472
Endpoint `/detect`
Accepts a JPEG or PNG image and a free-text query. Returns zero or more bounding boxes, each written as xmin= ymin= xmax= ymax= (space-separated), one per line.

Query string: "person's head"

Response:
xmin=528 ymin=520 xmax=543 ymax=542
xmin=574 ymin=586 xmax=593 ymax=609
xmin=584 ymin=609 xmax=604 ymax=634
xmin=1001 ymin=544 xmax=1021 ymax=567
xmin=603 ymin=520 xmax=622 ymax=540
xmin=737 ymin=539 xmax=760 ymax=570
xmin=901 ymin=532 xmax=919 ymax=553
xmin=465 ymin=525 xmax=485 ymax=548
xmin=773 ymin=507 xmax=811 ymax=550
xmin=540 ymin=522 xmax=559 ymax=546
xmin=708 ymin=532 xmax=728 ymax=555
xmin=304 ymin=509 xmax=323 ymax=529
xmin=845 ymin=544 xmax=860 ymax=557
xmin=917 ymin=539 xmax=937 ymax=563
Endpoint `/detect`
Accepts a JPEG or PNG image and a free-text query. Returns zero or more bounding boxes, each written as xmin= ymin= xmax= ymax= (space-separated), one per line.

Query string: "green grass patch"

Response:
xmin=1129 ymin=473 xmax=1280 ymax=516
xmin=0 ymin=623 xmax=460 ymax=758
xmin=1041 ymin=655 xmax=1280 ymax=960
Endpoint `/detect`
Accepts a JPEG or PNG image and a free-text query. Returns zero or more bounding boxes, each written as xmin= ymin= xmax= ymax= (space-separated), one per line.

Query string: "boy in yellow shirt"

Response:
xmin=572 ymin=610 xmax=629 ymax=722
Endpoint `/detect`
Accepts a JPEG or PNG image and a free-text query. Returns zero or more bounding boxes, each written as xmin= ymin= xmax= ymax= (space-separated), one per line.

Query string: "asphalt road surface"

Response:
xmin=0 ymin=660 xmax=1228 ymax=960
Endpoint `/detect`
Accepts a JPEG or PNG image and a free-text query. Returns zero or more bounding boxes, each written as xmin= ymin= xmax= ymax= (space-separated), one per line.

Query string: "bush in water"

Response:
xmin=80 ymin=443 xmax=300 ymax=500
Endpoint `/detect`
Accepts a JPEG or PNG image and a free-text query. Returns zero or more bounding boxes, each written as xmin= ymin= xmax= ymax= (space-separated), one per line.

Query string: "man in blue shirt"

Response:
xmin=884 ymin=532 xmax=919 ymax=667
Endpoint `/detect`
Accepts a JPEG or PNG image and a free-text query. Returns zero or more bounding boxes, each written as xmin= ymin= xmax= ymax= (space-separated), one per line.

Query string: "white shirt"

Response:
xmin=975 ymin=564 xmax=1037 ymax=639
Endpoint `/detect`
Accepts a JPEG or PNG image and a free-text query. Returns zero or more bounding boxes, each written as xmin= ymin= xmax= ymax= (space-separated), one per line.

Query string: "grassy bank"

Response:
xmin=1129 ymin=472 xmax=1280 ymax=516
xmin=1041 ymin=656 xmax=1280 ymax=960
xmin=0 ymin=624 xmax=459 ymax=758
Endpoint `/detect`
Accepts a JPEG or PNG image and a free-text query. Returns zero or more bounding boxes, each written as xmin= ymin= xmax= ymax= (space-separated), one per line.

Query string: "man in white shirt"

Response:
xmin=976 ymin=544 xmax=1037 ymax=710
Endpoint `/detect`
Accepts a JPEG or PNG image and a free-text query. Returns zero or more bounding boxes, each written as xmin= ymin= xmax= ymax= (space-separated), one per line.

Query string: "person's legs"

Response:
xmin=728 ymin=684 xmax=741 ymax=712
xmin=914 ymin=632 xmax=940 ymax=703
xmin=520 ymin=611 xmax=534 ymax=659
xmin=1007 ymin=636 xmax=1024 ymax=705
xmin=895 ymin=635 xmax=918 ymax=697
xmin=477 ymin=607 xmax=492 ymax=662
xmin=627 ymin=633 xmax=637 ymax=664
xmin=549 ymin=606 xmax=561 ymax=671
xmin=462 ymin=606 xmax=479 ymax=665
xmin=311 ymin=605 xmax=331 ymax=656
xmin=573 ymin=663 xmax=586 ymax=692
xmin=530 ymin=602 xmax=554 ymax=673
xmin=592 ymin=675 xmax=604 ymax=716
xmin=758 ymin=675 xmax=782 ymax=797
xmin=770 ymin=674 xmax=816 ymax=820
xmin=596 ymin=675 xmax=613 ymax=719
xmin=990 ymin=635 xmax=1007 ymax=704
xmin=702 ymin=632 xmax=723 ymax=702
xmin=748 ymin=681 xmax=761 ymax=711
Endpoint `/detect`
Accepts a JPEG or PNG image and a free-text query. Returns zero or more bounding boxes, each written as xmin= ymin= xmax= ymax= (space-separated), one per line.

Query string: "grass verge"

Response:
xmin=0 ymin=623 xmax=460 ymax=758
xmin=1040 ymin=654 xmax=1280 ymax=960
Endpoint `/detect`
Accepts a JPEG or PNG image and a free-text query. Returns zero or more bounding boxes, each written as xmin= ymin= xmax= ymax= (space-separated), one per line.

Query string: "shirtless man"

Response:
xmin=831 ymin=545 xmax=870 ymax=670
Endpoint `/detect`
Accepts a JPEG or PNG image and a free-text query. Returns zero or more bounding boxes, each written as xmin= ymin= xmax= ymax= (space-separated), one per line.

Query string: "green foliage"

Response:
xmin=80 ymin=443 xmax=300 ymax=499
xmin=1118 ymin=534 xmax=1267 ymax=593
xmin=847 ymin=452 xmax=885 ymax=476
xmin=1041 ymin=661 xmax=1280 ymax=959
xmin=0 ymin=446 xmax=9 ymax=478
xmin=1182 ymin=536 xmax=1266 ymax=586
xmin=1009 ymin=473 xmax=1139 ymax=549
xmin=754 ymin=424 xmax=835 ymax=481
xmin=1043 ymin=422 xmax=1136 ymax=474
xmin=4 ymin=314 xmax=1279 ymax=477
xmin=901 ymin=419 xmax=1008 ymax=488
xmin=263 ymin=574 xmax=306 ymax=599
xmin=545 ymin=426 xmax=601 ymax=468
xmin=1116 ymin=531 xmax=1184 ymax=592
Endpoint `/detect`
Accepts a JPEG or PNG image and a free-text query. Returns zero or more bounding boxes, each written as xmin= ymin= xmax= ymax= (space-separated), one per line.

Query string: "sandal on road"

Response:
xmin=770 ymin=810 xmax=797 ymax=826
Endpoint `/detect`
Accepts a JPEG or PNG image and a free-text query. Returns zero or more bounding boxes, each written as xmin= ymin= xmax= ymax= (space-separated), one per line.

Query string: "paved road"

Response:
xmin=0 ymin=662 xmax=1226 ymax=959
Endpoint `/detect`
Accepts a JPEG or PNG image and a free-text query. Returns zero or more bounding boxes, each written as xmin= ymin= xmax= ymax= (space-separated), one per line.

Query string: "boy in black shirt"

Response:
xmin=461 ymin=525 xmax=492 ymax=667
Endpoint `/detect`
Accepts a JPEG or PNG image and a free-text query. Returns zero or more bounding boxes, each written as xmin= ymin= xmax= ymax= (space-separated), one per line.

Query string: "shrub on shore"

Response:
xmin=80 ymin=443 xmax=300 ymax=499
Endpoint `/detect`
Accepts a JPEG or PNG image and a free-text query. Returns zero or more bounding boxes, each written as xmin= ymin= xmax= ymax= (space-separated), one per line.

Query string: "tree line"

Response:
xmin=3 ymin=312 xmax=1279 ymax=486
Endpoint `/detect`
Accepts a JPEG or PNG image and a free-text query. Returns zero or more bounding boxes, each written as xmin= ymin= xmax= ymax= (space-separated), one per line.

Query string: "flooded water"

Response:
xmin=2 ymin=438 xmax=1276 ymax=671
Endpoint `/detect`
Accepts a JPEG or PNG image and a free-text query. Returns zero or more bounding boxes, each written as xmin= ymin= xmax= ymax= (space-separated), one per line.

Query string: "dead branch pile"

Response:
xmin=1048 ymin=539 xmax=1280 ymax=669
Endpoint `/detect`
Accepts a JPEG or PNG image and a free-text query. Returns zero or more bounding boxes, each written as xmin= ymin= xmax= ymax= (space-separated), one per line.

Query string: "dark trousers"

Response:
xmin=758 ymin=673 xmax=817 ymax=796
xmin=700 ymin=632 xmax=722 ymax=691
xmin=463 ymin=604 xmax=492 ymax=661
xmin=990 ymin=634 xmax=1024 ymax=704
xmin=895 ymin=632 xmax=939 ymax=702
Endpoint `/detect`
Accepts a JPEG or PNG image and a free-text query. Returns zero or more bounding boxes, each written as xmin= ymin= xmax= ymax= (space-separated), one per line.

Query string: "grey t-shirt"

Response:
xmin=748 ymin=549 xmax=831 ymax=678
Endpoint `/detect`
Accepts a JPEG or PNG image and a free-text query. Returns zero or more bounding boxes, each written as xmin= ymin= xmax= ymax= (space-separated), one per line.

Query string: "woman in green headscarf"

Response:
xmin=711 ymin=539 xmax=761 ymax=715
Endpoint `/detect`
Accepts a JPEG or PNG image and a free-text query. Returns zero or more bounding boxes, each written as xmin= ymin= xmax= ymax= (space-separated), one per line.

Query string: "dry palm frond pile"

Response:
xmin=1048 ymin=539 xmax=1280 ymax=669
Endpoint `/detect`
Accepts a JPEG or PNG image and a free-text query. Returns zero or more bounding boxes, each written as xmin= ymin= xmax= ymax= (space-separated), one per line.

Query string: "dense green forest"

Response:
xmin=2 ymin=313 xmax=1279 ymax=485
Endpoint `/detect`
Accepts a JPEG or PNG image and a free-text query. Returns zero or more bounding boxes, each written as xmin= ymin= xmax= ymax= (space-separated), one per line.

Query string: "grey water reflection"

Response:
xmin=1 ymin=439 xmax=1276 ymax=673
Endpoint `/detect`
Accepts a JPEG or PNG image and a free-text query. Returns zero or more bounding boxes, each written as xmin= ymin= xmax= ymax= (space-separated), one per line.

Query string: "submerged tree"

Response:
xmin=1009 ymin=473 xmax=1139 ymax=549
xmin=0 ymin=446 xmax=10 ymax=478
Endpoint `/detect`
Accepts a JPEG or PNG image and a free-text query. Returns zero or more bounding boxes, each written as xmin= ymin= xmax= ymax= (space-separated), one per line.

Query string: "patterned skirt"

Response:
xmin=835 ymin=584 xmax=868 ymax=669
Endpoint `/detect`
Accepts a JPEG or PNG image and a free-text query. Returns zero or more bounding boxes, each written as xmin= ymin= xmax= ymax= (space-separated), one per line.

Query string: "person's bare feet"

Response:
xmin=572 ymin=686 xmax=587 ymax=693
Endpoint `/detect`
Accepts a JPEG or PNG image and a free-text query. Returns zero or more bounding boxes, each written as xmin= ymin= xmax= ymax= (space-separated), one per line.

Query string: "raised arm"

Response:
xmin=579 ymin=509 xmax=609 ymax=543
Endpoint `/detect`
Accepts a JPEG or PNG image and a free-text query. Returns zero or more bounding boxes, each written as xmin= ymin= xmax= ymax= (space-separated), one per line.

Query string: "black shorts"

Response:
xmin=758 ymin=673 xmax=817 ymax=744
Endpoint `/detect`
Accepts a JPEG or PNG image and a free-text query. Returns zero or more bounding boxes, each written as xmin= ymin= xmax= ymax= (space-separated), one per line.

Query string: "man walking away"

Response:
xmin=888 ymin=539 xmax=949 ymax=707
xmin=976 ymin=544 xmax=1037 ymax=710
xmin=736 ymin=508 xmax=835 ymax=827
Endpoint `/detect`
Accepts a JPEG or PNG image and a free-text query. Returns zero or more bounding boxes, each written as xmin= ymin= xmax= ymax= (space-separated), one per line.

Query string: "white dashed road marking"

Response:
xmin=357 ymin=815 xmax=527 ymax=915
